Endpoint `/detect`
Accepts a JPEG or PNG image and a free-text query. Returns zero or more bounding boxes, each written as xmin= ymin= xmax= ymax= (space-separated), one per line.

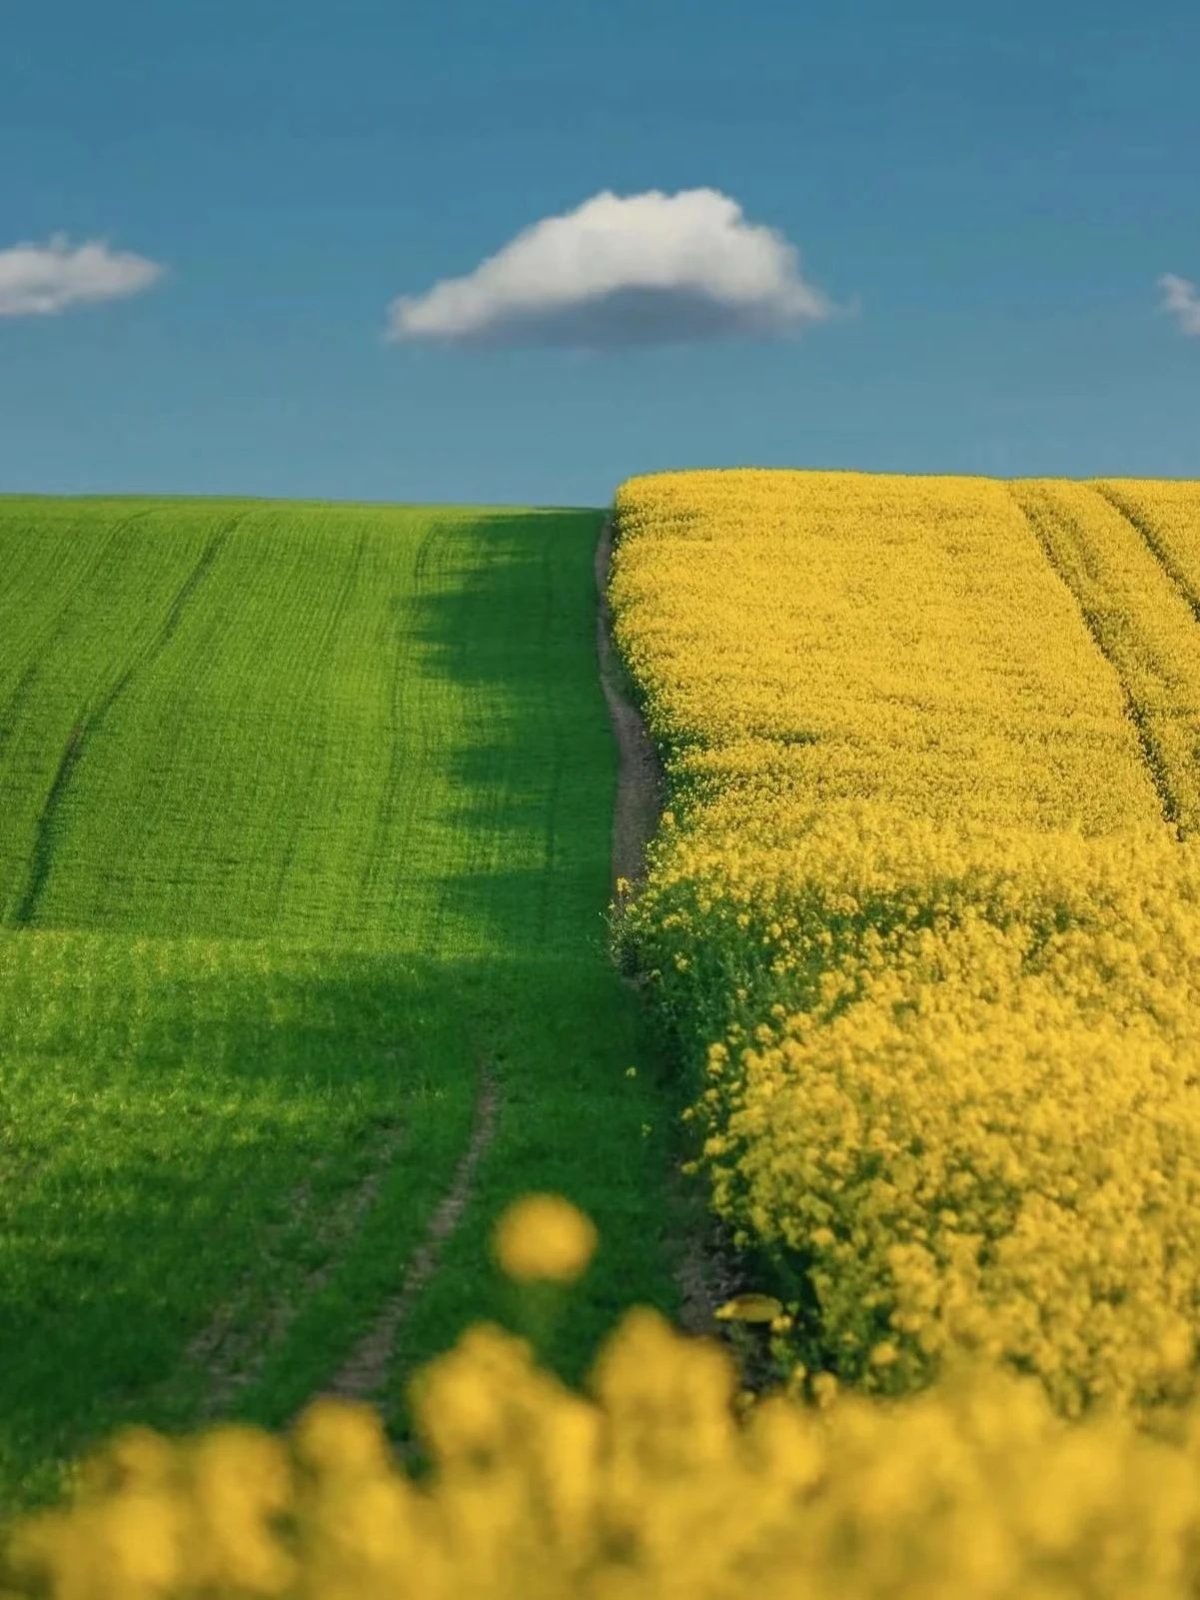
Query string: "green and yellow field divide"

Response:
xmin=10 ymin=471 xmax=1200 ymax=1597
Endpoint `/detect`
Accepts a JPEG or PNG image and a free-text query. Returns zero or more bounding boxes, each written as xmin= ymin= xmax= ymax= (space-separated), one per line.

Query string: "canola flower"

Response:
xmin=14 ymin=1202 xmax=1200 ymax=1598
xmin=1013 ymin=478 xmax=1200 ymax=833
xmin=611 ymin=468 xmax=1200 ymax=1414
xmin=1099 ymin=479 xmax=1200 ymax=620
xmin=491 ymin=1193 xmax=598 ymax=1284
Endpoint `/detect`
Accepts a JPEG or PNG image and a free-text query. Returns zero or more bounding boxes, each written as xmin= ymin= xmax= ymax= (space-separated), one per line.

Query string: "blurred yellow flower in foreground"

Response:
xmin=492 ymin=1193 xmax=597 ymax=1284
xmin=20 ymin=1301 xmax=1200 ymax=1600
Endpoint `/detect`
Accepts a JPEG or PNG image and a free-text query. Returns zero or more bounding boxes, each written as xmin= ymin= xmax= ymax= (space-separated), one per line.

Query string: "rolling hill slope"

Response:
xmin=0 ymin=496 xmax=677 ymax=1507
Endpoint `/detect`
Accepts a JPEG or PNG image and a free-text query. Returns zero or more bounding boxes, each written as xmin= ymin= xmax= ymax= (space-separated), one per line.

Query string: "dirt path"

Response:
xmin=197 ymin=520 xmax=721 ymax=1419
xmin=594 ymin=516 xmax=741 ymax=1338
xmin=594 ymin=517 xmax=664 ymax=896
xmin=318 ymin=1061 xmax=500 ymax=1405
xmin=187 ymin=1121 xmax=408 ymax=1420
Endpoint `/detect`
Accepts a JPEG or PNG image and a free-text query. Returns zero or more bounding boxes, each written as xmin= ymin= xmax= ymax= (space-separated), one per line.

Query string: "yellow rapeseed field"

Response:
xmin=613 ymin=468 xmax=1200 ymax=1416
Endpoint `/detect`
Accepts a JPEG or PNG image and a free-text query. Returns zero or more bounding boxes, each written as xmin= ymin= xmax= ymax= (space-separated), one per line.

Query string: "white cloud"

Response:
xmin=1158 ymin=273 xmax=1200 ymax=337
xmin=387 ymin=188 xmax=838 ymax=349
xmin=0 ymin=234 xmax=164 ymax=317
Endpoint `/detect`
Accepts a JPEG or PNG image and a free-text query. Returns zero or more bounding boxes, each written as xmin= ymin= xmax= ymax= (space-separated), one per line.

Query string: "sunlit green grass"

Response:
xmin=0 ymin=496 xmax=677 ymax=1508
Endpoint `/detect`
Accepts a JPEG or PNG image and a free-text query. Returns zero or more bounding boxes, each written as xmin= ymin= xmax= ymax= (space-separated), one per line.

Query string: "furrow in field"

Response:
xmin=594 ymin=514 xmax=663 ymax=896
xmin=10 ymin=515 xmax=239 ymax=926
xmin=191 ymin=1117 xmax=409 ymax=1420
xmin=0 ymin=504 xmax=219 ymax=918
xmin=318 ymin=1060 xmax=500 ymax=1406
xmin=1011 ymin=479 xmax=1200 ymax=835
xmin=0 ymin=503 xmax=160 ymax=700
xmin=1095 ymin=480 xmax=1200 ymax=618
xmin=0 ymin=664 xmax=39 ymax=769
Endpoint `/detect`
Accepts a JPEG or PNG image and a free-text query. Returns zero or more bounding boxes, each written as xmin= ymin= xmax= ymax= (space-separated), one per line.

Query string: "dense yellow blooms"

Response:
xmin=1013 ymin=478 xmax=1200 ymax=833
xmin=612 ymin=470 xmax=1163 ymax=835
xmin=491 ymin=1193 xmax=598 ymax=1284
xmin=15 ymin=1303 xmax=1200 ymax=1598
xmin=1100 ymin=480 xmax=1200 ymax=614
xmin=612 ymin=468 xmax=1200 ymax=1413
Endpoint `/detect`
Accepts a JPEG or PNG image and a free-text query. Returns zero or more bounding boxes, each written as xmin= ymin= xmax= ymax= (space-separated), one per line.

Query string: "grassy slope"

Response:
xmin=0 ymin=496 xmax=676 ymax=1508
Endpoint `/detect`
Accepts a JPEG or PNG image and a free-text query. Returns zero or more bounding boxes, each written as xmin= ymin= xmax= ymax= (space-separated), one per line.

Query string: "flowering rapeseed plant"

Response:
xmin=611 ymin=468 xmax=1200 ymax=1414
xmin=491 ymin=1193 xmax=597 ymax=1285
xmin=14 ymin=1199 xmax=1200 ymax=1598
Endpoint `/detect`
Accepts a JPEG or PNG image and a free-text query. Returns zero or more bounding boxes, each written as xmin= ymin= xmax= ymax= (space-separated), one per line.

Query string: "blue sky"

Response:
xmin=2 ymin=0 xmax=1197 ymax=505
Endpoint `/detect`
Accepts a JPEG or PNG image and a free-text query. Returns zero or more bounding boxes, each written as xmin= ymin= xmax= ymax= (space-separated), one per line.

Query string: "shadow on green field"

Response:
xmin=405 ymin=509 xmax=615 ymax=955
xmin=0 ymin=936 xmax=474 ymax=1506
xmin=0 ymin=942 xmax=674 ymax=1508
xmin=0 ymin=502 xmax=681 ymax=1514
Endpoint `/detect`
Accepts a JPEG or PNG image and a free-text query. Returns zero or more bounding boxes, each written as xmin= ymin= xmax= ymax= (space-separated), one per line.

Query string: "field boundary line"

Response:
xmin=594 ymin=514 xmax=741 ymax=1338
xmin=316 ymin=1059 xmax=500 ymax=1406
xmin=1010 ymin=484 xmax=1180 ymax=831
xmin=594 ymin=515 xmax=664 ymax=896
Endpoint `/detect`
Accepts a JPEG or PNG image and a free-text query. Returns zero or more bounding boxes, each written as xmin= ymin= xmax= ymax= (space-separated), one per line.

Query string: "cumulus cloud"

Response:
xmin=0 ymin=234 xmax=164 ymax=317
xmin=387 ymin=188 xmax=837 ymax=349
xmin=1158 ymin=273 xmax=1200 ymax=337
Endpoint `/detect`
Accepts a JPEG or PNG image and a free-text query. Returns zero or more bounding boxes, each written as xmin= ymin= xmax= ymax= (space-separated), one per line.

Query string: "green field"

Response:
xmin=0 ymin=496 xmax=678 ymax=1507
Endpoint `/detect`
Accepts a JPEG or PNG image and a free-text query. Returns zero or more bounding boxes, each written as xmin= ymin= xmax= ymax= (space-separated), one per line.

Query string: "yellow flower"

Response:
xmin=715 ymin=1293 xmax=785 ymax=1324
xmin=492 ymin=1194 xmax=597 ymax=1284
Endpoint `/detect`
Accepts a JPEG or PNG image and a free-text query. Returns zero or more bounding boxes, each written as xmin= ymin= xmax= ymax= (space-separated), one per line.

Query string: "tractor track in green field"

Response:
xmin=0 ymin=663 xmax=38 ymax=767
xmin=320 ymin=1060 xmax=500 ymax=1407
xmin=213 ymin=513 xmax=677 ymax=1418
xmin=190 ymin=1058 xmax=502 ymax=1422
xmin=188 ymin=1118 xmax=410 ymax=1420
xmin=0 ymin=507 xmax=159 ymax=772
xmin=12 ymin=512 xmax=242 ymax=926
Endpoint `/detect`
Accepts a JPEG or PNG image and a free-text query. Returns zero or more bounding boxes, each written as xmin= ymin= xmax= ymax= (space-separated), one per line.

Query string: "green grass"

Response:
xmin=0 ymin=496 xmax=678 ymax=1509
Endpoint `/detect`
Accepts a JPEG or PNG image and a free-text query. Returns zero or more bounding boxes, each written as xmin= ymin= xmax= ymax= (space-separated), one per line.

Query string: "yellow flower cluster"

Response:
xmin=491 ymin=1193 xmax=598 ymax=1284
xmin=1013 ymin=478 xmax=1200 ymax=833
xmin=14 ymin=1307 xmax=1200 ymax=1600
xmin=1100 ymin=480 xmax=1200 ymax=614
xmin=612 ymin=468 xmax=1200 ymax=1412
xmin=612 ymin=470 xmax=1164 ymax=836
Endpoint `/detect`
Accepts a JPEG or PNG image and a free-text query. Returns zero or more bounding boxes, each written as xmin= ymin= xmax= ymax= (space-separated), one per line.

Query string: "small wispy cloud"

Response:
xmin=1158 ymin=273 xmax=1200 ymax=337
xmin=0 ymin=234 xmax=164 ymax=317
xmin=387 ymin=188 xmax=840 ymax=350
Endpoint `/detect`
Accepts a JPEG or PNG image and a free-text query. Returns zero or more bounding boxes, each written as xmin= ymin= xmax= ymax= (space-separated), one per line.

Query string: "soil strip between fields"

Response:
xmin=594 ymin=517 xmax=664 ymax=896
xmin=594 ymin=514 xmax=742 ymax=1338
